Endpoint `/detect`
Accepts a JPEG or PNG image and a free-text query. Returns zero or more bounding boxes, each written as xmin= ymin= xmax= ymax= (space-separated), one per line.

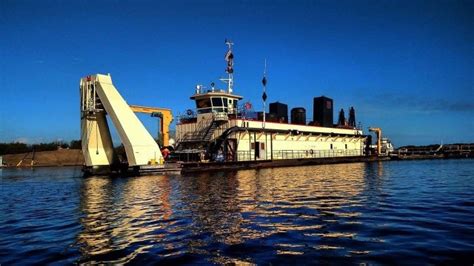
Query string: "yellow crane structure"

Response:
xmin=129 ymin=105 xmax=173 ymax=147
xmin=369 ymin=127 xmax=382 ymax=155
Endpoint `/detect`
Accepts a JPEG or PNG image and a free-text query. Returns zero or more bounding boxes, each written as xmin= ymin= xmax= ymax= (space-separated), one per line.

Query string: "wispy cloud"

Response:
xmin=360 ymin=91 xmax=474 ymax=114
xmin=433 ymin=101 xmax=474 ymax=112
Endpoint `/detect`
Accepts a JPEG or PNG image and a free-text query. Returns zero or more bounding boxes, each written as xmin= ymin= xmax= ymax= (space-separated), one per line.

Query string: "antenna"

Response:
xmin=225 ymin=39 xmax=234 ymax=49
xmin=262 ymin=59 xmax=268 ymax=129
xmin=264 ymin=58 xmax=267 ymax=75
xmin=221 ymin=39 xmax=234 ymax=93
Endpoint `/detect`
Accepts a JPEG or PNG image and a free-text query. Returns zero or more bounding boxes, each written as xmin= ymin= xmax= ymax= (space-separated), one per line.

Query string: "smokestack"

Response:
xmin=348 ymin=107 xmax=356 ymax=127
xmin=337 ymin=108 xmax=346 ymax=126
xmin=313 ymin=96 xmax=333 ymax=127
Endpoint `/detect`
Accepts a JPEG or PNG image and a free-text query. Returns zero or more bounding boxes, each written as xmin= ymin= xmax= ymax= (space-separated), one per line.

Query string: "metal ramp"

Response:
xmin=80 ymin=74 xmax=163 ymax=169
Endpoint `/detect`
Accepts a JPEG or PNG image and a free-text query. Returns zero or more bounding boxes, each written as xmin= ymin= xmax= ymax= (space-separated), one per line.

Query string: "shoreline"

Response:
xmin=2 ymin=152 xmax=473 ymax=173
xmin=1 ymin=149 xmax=83 ymax=168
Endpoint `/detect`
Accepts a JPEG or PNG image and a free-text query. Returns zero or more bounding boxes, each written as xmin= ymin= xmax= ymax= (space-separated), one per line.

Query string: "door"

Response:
xmin=255 ymin=141 xmax=260 ymax=159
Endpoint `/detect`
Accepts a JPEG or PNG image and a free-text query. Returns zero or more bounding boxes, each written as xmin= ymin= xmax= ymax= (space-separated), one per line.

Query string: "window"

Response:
xmin=211 ymin=97 xmax=223 ymax=107
xmin=197 ymin=108 xmax=212 ymax=114
xmin=345 ymin=144 xmax=348 ymax=149
xmin=330 ymin=144 xmax=333 ymax=149
xmin=223 ymin=98 xmax=228 ymax=107
xmin=196 ymin=98 xmax=211 ymax=108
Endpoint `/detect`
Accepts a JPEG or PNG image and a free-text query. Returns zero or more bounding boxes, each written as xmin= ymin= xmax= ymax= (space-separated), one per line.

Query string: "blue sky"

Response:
xmin=1 ymin=0 xmax=473 ymax=146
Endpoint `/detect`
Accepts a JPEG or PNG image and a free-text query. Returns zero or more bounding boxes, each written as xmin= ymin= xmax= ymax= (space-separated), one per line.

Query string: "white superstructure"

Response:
xmin=175 ymin=42 xmax=366 ymax=162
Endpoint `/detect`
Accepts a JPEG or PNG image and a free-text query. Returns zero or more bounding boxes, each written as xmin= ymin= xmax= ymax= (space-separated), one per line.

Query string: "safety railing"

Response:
xmin=236 ymin=149 xmax=363 ymax=161
xmin=213 ymin=112 xmax=228 ymax=121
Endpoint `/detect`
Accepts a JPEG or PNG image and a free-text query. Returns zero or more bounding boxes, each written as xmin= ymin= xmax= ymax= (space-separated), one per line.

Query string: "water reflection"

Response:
xmin=2 ymin=161 xmax=473 ymax=264
xmin=237 ymin=164 xmax=368 ymax=256
xmin=77 ymin=175 xmax=174 ymax=263
xmin=178 ymin=171 xmax=245 ymax=246
xmin=178 ymin=163 xmax=371 ymax=261
xmin=362 ymin=161 xmax=388 ymax=206
xmin=71 ymin=161 xmax=473 ymax=264
xmin=76 ymin=163 xmax=372 ymax=263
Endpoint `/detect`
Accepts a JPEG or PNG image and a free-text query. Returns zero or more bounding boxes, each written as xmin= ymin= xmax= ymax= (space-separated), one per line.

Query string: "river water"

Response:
xmin=1 ymin=159 xmax=473 ymax=264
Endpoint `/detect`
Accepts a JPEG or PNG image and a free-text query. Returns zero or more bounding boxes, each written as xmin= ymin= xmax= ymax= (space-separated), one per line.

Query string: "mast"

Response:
xmin=262 ymin=59 xmax=267 ymax=129
xmin=220 ymin=39 xmax=234 ymax=94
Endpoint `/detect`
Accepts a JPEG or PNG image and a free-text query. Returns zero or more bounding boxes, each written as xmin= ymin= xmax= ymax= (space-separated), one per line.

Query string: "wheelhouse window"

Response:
xmin=196 ymin=98 xmax=212 ymax=114
xmin=196 ymin=97 xmax=240 ymax=114
xmin=196 ymin=98 xmax=211 ymax=108
xmin=211 ymin=97 xmax=223 ymax=107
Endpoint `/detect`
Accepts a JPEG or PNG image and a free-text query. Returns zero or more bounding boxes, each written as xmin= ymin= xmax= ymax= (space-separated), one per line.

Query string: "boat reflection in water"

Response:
xmin=76 ymin=162 xmax=388 ymax=264
xmin=77 ymin=175 xmax=174 ymax=263
xmin=3 ymin=160 xmax=472 ymax=264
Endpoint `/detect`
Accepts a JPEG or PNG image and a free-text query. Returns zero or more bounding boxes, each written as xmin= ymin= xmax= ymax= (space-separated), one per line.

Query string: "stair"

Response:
xmin=175 ymin=118 xmax=229 ymax=152
xmin=203 ymin=122 xmax=219 ymax=141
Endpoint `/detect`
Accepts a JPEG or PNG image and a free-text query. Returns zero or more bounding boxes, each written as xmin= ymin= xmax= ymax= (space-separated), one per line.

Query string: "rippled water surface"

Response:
xmin=1 ymin=160 xmax=474 ymax=264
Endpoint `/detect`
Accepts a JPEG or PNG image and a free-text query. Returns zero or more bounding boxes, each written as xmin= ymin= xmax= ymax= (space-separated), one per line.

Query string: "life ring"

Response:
xmin=309 ymin=149 xmax=314 ymax=155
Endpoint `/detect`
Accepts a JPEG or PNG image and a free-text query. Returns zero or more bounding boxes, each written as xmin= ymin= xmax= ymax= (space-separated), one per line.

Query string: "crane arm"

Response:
xmin=129 ymin=105 xmax=174 ymax=147
xmin=129 ymin=105 xmax=172 ymax=115
xmin=369 ymin=127 xmax=382 ymax=155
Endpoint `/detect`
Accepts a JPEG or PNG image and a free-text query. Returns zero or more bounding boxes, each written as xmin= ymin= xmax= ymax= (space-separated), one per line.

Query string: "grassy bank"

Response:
xmin=2 ymin=149 xmax=84 ymax=167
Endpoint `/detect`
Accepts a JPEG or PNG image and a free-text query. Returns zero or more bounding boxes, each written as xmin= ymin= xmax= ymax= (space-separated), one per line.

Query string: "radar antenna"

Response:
xmin=220 ymin=39 xmax=234 ymax=93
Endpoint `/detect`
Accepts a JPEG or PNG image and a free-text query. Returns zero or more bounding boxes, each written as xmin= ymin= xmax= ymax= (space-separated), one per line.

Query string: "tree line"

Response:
xmin=0 ymin=140 xmax=81 ymax=155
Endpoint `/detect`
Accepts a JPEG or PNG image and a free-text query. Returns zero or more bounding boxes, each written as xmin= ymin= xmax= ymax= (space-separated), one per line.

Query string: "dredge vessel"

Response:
xmin=174 ymin=41 xmax=369 ymax=166
xmin=79 ymin=41 xmax=383 ymax=175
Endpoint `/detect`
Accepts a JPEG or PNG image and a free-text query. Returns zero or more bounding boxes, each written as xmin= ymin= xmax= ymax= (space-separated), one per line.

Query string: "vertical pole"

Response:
xmin=265 ymin=132 xmax=267 ymax=160
xmin=262 ymin=59 xmax=267 ymax=129
xmin=225 ymin=39 xmax=234 ymax=94
xmin=270 ymin=133 xmax=273 ymax=160
xmin=248 ymin=131 xmax=251 ymax=161
xmin=263 ymin=101 xmax=266 ymax=128
xmin=254 ymin=132 xmax=257 ymax=161
xmin=92 ymin=82 xmax=96 ymax=111
xmin=158 ymin=117 xmax=161 ymax=143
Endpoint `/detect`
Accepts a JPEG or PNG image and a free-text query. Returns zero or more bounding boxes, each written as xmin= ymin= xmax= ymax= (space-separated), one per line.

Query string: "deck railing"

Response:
xmin=236 ymin=149 xmax=364 ymax=161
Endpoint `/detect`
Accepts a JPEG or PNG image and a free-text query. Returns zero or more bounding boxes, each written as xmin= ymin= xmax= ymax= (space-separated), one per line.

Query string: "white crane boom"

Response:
xmin=80 ymin=74 xmax=163 ymax=169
